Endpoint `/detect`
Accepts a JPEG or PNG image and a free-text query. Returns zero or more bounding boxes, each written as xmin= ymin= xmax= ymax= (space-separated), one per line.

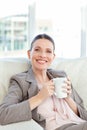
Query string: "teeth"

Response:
xmin=37 ymin=60 xmax=47 ymax=63
xmin=38 ymin=60 xmax=45 ymax=62
xmin=37 ymin=59 xmax=46 ymax=61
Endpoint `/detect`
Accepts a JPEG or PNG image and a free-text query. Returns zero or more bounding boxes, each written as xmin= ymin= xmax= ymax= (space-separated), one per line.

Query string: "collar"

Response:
xmin=25 ymin=66 xmax=54 ymax=84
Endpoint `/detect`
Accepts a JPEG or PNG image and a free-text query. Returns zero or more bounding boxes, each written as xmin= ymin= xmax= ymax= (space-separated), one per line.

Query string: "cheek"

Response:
xmin=30 ymin=51 xmax=36 ymax=59
xmin=49 ymin=55 xmax=54 ymax=61
xmin=30 ymin=53 xmax=39 ymax=62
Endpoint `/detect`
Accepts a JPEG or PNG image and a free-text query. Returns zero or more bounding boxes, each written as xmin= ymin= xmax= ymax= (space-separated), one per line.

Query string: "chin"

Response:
xmin=36 ymin=67 xmax=47 ymax=71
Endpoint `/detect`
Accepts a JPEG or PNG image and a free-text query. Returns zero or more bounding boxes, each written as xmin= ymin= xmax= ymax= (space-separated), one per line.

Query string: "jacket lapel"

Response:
xmin=25 ymin=67 xmax=39 ymax=98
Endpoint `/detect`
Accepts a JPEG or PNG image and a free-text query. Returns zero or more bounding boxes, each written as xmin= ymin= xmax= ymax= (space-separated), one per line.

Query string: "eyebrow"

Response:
xmin=34 ymin=46 xmax=53 ymax=50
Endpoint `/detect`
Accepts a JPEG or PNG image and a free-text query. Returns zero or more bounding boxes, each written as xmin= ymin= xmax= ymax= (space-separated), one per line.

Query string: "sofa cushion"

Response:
xmin=0 ymin=119 xmax=43 ymax=130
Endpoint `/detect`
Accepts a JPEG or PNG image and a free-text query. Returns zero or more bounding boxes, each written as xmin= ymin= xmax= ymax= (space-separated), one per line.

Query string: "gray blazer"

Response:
xmin=0 ymin=66 xmax=87 ymax=128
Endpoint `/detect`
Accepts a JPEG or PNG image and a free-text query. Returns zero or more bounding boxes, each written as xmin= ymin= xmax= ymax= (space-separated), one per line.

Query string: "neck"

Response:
xmin=33 ymin=68 xmax=48 ymax=84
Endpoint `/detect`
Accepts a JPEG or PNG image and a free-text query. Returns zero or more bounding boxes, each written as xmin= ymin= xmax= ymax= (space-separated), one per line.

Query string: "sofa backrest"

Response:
xmin=0 ymin=58 xmax=29 ymax=104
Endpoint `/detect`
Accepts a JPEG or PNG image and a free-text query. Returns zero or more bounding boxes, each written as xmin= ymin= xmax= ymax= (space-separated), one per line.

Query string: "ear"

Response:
xmin=27 ymin=50 xmax=31 ymax=59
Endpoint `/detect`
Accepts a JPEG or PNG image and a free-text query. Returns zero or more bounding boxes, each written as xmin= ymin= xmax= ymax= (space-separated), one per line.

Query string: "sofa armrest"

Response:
xmin=0 ymin=119 xmax=43 ymax=130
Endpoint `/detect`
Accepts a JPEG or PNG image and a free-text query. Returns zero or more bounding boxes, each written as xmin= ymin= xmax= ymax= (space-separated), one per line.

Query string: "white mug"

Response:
xmin=53 ymin=77 xmax=67 ymax=98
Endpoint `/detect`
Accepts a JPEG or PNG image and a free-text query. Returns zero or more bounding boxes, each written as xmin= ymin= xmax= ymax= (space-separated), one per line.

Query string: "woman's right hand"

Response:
xmin=37 ymin=80 xmax=55 ymax=101
xmin=29 ymin=80 xmax=55 ymax=110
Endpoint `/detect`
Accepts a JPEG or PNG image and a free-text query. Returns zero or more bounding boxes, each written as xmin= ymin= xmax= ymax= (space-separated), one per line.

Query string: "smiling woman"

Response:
xmin=0 ymin=33 xmax=87 ymax=130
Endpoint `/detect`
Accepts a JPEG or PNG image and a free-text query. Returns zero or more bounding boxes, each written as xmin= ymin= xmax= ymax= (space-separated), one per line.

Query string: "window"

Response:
xmin=0 ymin=0 xmax=87 ymax=58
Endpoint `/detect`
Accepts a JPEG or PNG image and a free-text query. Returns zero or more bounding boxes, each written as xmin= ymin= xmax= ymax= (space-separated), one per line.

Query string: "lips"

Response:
xmin=36 ymin=59 xmax=47 ymax=64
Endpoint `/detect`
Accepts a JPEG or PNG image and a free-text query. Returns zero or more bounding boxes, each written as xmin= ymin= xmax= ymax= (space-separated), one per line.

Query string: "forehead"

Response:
xmin=32 ymin=39 xmax=54 ymax=49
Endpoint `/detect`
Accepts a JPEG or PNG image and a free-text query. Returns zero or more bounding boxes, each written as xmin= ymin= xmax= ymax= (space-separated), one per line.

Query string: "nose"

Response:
xmin=39 ymin=51 xmax=46 ymax=57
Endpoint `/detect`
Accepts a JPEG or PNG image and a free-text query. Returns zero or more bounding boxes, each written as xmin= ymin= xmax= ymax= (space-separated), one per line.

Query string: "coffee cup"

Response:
xmin=53 ymin=77 xmax=67 ymax=98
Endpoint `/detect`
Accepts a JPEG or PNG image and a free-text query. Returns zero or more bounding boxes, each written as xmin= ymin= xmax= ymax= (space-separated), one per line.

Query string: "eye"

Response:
xmin=46 ymin=50 xmax=52 ymax=53
xmin=34 ymin=48 xmax=40 ymax=51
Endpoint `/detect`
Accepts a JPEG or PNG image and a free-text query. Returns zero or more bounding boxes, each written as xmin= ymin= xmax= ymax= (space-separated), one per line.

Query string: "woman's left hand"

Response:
xmin=63 ymin=77 xmax=72 ymax=98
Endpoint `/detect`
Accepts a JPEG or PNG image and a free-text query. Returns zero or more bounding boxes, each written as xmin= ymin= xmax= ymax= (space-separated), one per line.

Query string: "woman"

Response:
xmin=0 ymin=34 xmax=87 ymax=130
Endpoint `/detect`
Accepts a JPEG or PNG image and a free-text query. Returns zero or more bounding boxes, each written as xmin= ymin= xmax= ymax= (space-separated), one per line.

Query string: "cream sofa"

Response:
xmin=0 ymin=57 xmax=87 ymax=129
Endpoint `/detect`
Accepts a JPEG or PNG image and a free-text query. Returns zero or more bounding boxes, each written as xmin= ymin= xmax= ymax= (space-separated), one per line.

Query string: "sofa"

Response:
xmin=0 ymin=57 xmax=87 ymax=129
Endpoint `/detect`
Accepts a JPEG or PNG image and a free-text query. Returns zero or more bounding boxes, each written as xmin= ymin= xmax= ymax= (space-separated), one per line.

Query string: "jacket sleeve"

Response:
xmin=0 ymin=78 xmax=32 ymax=125
xmin=72 ymin=87 xmax=87 ymax=121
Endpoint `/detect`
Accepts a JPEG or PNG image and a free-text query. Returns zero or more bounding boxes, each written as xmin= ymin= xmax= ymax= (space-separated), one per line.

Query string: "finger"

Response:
xmin=65 ymin=79 xmax=71 ymax=86
xmin=47 ymin=80 xmax=55 ymax=86
xmin=47 ymin=87 xmax=55 ymax=96
xmin=62 ymin=85 xmax=72 ymax=95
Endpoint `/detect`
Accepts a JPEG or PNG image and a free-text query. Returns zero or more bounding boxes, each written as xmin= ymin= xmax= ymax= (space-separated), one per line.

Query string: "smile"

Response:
xmin=36 ymin=59 xmax=47 ymax=64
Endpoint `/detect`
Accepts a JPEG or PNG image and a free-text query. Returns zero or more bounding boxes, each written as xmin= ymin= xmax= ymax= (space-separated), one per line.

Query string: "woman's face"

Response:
xmin=28 ymin=38 xmax=55 ymax=71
